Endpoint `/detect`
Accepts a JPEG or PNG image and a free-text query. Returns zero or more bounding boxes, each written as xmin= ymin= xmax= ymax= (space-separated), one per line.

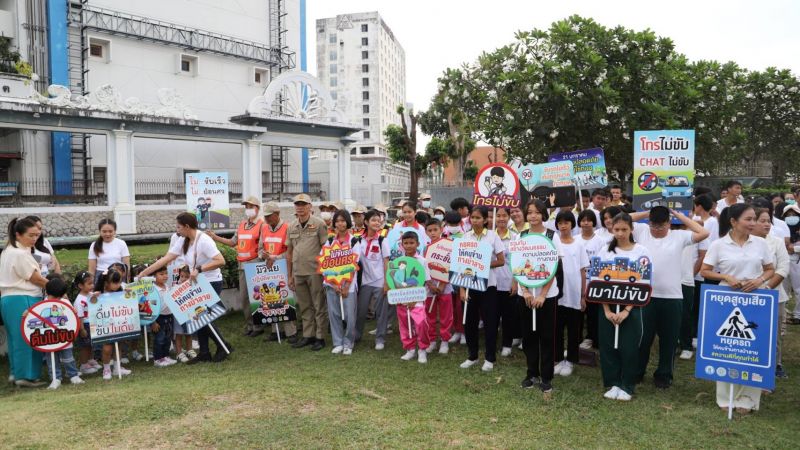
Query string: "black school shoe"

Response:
xmin=776 ymin=364 xmax=788 ymax=379
xmin=187 ymin=353 xmax=213 ymax=365
xmin=291 ymin=337 xmax=313 ymax=348
xmin=539 ymin=380 xmax=553 ymax=393
xmin=654 ymin=377 xmax=671 ymax=389
xmin=310 ymin=339 xmax=325 ymax=351
xmin=521 ymin=376 xmax=541 ymax=389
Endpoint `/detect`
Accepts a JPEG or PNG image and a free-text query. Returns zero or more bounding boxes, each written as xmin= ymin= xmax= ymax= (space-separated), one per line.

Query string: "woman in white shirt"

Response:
xmin=88 ymin=219 xmax=130 ymax=285
xmin=0 ymin=217 xmax=48 ymax=387
xmin=138 ymin=213 xmax=228 ymax=364
xmin=459 ymin=206 xmax=506 ymax=373
xmin=700 ymin=203 xmax=775 ymax=413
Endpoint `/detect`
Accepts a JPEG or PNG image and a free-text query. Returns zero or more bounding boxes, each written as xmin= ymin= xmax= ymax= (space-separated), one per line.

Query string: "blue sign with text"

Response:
xmin=695 ymin=284 xmax=778 ymax=390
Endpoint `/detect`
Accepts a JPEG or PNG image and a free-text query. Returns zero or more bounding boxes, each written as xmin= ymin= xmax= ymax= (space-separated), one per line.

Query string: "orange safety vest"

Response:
xmin=262 ymin=222 xmax=289 ymax=256
xmin=236 ymin=219 xmax=264 ymax=262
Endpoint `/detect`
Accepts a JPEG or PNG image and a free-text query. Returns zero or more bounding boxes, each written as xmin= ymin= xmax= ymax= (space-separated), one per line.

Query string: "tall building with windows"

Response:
xmin=312 ymin=11 xmax=409 ymax=206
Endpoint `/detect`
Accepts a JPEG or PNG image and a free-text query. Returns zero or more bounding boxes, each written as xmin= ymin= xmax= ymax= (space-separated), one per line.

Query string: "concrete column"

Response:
xmin=337 ymin=145 xmax=355 ymax=209
xmin=242 ymin=139 xmax=263 ymax=203
xmin=107 ymin=129 xmax=136 ymax=233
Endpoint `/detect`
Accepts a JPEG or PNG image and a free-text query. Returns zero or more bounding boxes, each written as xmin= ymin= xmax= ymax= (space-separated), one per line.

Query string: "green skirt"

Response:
xmin=1 ymin=295 xmax=44 ymax=381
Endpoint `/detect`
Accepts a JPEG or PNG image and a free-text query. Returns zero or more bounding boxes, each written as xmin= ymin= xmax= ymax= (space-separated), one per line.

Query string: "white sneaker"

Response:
xmin=481 ymin=360 xmax=494 ymax=372
xmin=448 ymin=333 xmax=461 ymax=344
xmin=679 ymin=350 xmax=693 ymax=360
xmin=439 ymin=341 xmax=449 ymax=354
xmin=154 ymin=358 xmax=167 ymax=368
xmin=70 ymin=375 xmax=85 ymax=385
xmin=553 ymin=361 xmax=565 ymax=376
xmin=501 ymin=346 xmax=512 ymax=357
xmin=579 ymin=339 xmax=593 ymax=350
xmin=88 ymin=359 xmax=102 ymax=369
xmin=163 ymin=357 xmax=178 ymax=365
xmin=112 ymin=365 xmax=131 ymax=377
xmin=428 ymin=341 xmax=438 ymax=352
xmin=120 ymin=357 xmax=130 ymax=365
xmin=368 ymin=329 xmax=377 ymax=335
xmin=176 ymin=351 xmax=190 ymax=363
xmin=460 ymin=359 xmax=477 ymax=369
xmin=131 ymin=350 xmax=144 ymax=361
xmin=604 ymin=386 xmax=620 ymax=400
xmin=512 ymin=338 xmax=522 ymax=347
xmin=48 ymin=379 xmax=61 ymax=390
xmin=7 ymin=374 xmax=14 ymax=384
xmin=192 ymin=340 xmax=199 ymax=350
xmin=80 ymin=363 xmax=98 ymax=375
xmin=102 ymin=367 xmax=112 ymax=381
xmin=343 ymin=347 xmax=353 ymax=355
xmin=331 ymin=346 xmax=343 ymax=354
xmin=187 ymin=349 xmax=198 ymax=359
xmin=401 ymin=349 xmax=417 ymax=361
xmin=375 ymin=342 xmax=385 ymax=351
xmin=459 ymin=335 xmax=466 ymax=345
xmin=418 ymin=350 xmax=428 ymax=364
xmin=478 ymin=320 xmax=484 ymax=329
xmin=616 ymin=389 xmax=632 ymax=401
xmin=560 ymin=361 xmax=574 ymax=377
xmin=692 ymin=338 xmax=697 ymax=349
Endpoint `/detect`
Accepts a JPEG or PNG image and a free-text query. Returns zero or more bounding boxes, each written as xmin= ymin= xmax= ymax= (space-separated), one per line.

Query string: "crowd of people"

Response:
xmin=0 ymin=181 xmax=795 ymax=415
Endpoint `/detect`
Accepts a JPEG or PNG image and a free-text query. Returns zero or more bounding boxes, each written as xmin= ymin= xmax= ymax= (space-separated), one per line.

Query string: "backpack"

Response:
xmin=545 ymin=229 xmax=564 ymax=301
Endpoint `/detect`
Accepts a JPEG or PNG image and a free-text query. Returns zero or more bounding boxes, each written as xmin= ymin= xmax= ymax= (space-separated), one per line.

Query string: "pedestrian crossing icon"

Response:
xmin=716 ymin=307 xmax=757 ymax=340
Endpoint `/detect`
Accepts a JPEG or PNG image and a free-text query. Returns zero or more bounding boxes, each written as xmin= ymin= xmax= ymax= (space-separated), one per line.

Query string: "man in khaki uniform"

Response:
xmin=287 ymin=194 xmax=329 ymax=351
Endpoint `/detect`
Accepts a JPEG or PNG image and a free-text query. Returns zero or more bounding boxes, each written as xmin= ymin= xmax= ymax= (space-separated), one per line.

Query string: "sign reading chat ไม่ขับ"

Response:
xmin=633 ymin=130 xmax=694 ymax=217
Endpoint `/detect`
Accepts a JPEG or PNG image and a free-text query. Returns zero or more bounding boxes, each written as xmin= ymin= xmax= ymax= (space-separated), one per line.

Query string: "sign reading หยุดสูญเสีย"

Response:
xmin=633 ymin=130 xmax=695 ymax=219
xmin=696 ymin=284 xmax=778 ymax=391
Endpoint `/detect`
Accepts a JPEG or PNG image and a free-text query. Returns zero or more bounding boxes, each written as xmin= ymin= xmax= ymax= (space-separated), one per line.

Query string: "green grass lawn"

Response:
xmin=0 ymin=310 xmax=797 ymax=449
xmin=55 ymin=243 xmax=169 ymax=268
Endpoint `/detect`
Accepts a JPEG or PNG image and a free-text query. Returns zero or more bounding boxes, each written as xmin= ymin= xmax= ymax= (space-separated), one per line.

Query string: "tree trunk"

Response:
xmin=772 ymin=156 xmax=785 ymax=185
xmin=401 ymin=110 xmax=419 ymax=207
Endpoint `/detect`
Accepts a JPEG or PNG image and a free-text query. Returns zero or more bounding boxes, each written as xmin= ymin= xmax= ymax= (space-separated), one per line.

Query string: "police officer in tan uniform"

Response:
xmin=287 ymin=194 xmax=329 ymax=351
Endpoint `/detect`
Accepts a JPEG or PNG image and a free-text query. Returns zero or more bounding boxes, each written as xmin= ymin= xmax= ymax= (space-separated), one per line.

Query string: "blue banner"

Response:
xmin=696 ymin=284 xmax=778 ymax=390
xmin=548 ymin=148 xmax=607 ymax=190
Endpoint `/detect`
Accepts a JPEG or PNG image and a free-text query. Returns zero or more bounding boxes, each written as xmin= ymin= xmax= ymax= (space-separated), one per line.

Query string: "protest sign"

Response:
xmin=317 ymin=240 xmax=359 ymax=287
xmin=515 ymin=161 xmax=576 ymax=207
xmin=89 ymin=292 xmax=141 ymax=345
xmin=424 ymin=238 xmax=453 ymax=284
xmin=186 ymin=172 xmax=230 ymax=230
xmin=448 ymin=238 xmax=492 ymax=291
xmin=384 ymin=227 xmax=426 ymax=261
xmin=696 ymin=285 xmax=778 ymax=392
xmin=21 ymin=299 xmax=79 ymax=352
xmin=386 ymin=256 xmax=427 ymax=305
xmin=243 ymin=260 xmax=297 ymax=325
xmin=548 ymin=148 xmax=607 ymax=189
xmin=585 ymin=254 xmax=653 ymax=306
xmin=165 ymin=274 xmax=226 ymax=335
xmin=125 ymin=279 xmax=161 ymax=326
xmin=472 ymin=162 xmax=520 ymax=208
xmin=633 ymin=130 xmax=695 ymax=218
xmin=507 ymin=234 xmax=560 ymax=289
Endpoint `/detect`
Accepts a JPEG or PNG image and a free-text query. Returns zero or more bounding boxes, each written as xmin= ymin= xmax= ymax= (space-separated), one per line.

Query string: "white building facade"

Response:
xmin=312 ymin=11 xmax=409 ymax=206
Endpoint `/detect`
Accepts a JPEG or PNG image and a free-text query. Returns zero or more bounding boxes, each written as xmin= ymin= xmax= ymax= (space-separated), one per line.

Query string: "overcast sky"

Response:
xmin=307 ymin=0 xmax=799 ymax=146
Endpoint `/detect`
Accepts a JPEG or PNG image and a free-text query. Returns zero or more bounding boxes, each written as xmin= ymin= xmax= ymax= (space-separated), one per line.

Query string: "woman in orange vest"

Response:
xmin=207 ymin=196 xmax=265 ymax=337
xmin=259 ymin=202 xmax=298 ymax=344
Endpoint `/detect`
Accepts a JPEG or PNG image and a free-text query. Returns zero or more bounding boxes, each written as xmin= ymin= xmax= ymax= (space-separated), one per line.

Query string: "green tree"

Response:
xmin=384 ymin=106 xmax=421 ymax=205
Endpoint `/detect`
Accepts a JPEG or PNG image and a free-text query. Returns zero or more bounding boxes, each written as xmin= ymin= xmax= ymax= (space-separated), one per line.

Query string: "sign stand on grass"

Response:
xmin=243 ymin=260 xmax=298 ymax=344
xmin=89 ymin=291 xmax=142 ymax=374
xmin=317 ymin=240 xmax=359 ymax=325
xmin=126 ymin=278 xmax=161 ymax=362
xmin=164 ymin=274 xmax=228 ymax=354
xmin=424 ymin=238 xmax=453 ymax=314
xmin=386 ymin=256 xmax=428 ymax=334
xmin=507 ymin=234 xmax=560 ymax=333
xmin=20 ymin=299 xmax=80 ymax=384
xmin=449 ymin=238 xmax=493 ymax=326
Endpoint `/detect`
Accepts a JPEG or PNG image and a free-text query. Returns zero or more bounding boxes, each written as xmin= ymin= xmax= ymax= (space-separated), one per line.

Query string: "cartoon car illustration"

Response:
xmin=428 ymin=261 xmax=448 ymax=275
xmin=191 ymin=306 xmax=208 ymax=320
xmin=659 ymin=176 xmax=692 ymax=198
xmin=599 ymin=267 xmax=641 ymax=283
xmin=27 ymin=305 xmax=68 ymax=329
xmin=526 ymin=269 xmax=551 ymax=280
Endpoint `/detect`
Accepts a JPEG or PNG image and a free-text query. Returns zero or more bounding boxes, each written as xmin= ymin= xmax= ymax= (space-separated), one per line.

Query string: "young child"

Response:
xmin=150 ymin=265 xmax=177 ymax=367
xmin=490 ymin=208 xmax=519 ymax=357
xmin=173 ymin=264 xmax=197 ymax=363
xmin=44 ymin=277 xmax=84 ymax=389
xmin=73 ymin=271 xmax=101 ymax=375
xmin=423 ymin=219 xmax=454 ymax=354
xmin=553 ymin=211 xmax=589 ymax=377
xmin=355 ymin=209 xmax=390 ymax=350
xmin=388 ymin=231 xmax=432 ymax=363
xmin=94 ymin=270 xmax=132 ymax=380
xmin=323 ymin=210 xmax=358 ymax=356
xmin=442 ymin=211 xmax=466 ymax=345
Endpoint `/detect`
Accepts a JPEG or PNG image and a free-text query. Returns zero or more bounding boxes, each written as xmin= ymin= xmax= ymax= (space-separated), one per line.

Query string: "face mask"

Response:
xmin=434 ymin=214 xmax=444 ymax=221
xmin=244 ymin=208 xmax=257 ymax=218
xmin=446 ymin=225 xmax=461 ymax=235
xmin=320 ymin=211 xmax=333 ymax=221
xmin=786 ymin=216 xmax=800 ymax=226
xmin=422 ymin=200 xmax=431 ymax=208
xmin=787 ymin=200 xmax=797 ymax=205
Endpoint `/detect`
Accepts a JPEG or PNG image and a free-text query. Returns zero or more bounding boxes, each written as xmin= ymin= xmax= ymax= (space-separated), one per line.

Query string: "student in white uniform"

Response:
xmin=577 ymin=209 xmax=606 ymax=350
xmin=701 ymin=203 xmax=774 ymax=413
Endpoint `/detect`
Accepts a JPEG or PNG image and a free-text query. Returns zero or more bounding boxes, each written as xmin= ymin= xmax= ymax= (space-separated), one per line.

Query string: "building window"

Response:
xmin=362 ymin=37 xmax=368 ymax=46
xmin=362 ymin=64 xmax=369 ymax=73
xmin=178 ymin=54 xmax=199 ymax=76
xmin=329 ymin=33 xmax=336 ymax=44
xmin=93 ymin=167 xmax=107 ymax=185
xmin=362 ymin=77 xmax=369 ymax=87
xmin=329 ymin=64 xmax=337 ymax=74
xmin=362 ymin=146 xmax=375 ymax=155
xmin=363 ymin=131 xmax=371 ymax=139
xmin=351 ymin=148 xmax=357 ymax=155
xmin=330 ymin=77 xmax=337 ymax=87
xmin=329 ymin=50 xmax=337 ymax=61
xmin=88 ymin=37 xmax=111 ymax=63
xmin=361 ymin=24 xmax=368 ymax=32
xmin=362 ymin=105 xmax=369 ymax=113
xmin=252 ymin=67 xmax=269 ymax=86
xmin=362 ymin=91 xmax=369 ymax=100
xmin=362 ymin=50 xmax=368 ymax=59
xmin=363 ymin=118 xmax=370 ymax=126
